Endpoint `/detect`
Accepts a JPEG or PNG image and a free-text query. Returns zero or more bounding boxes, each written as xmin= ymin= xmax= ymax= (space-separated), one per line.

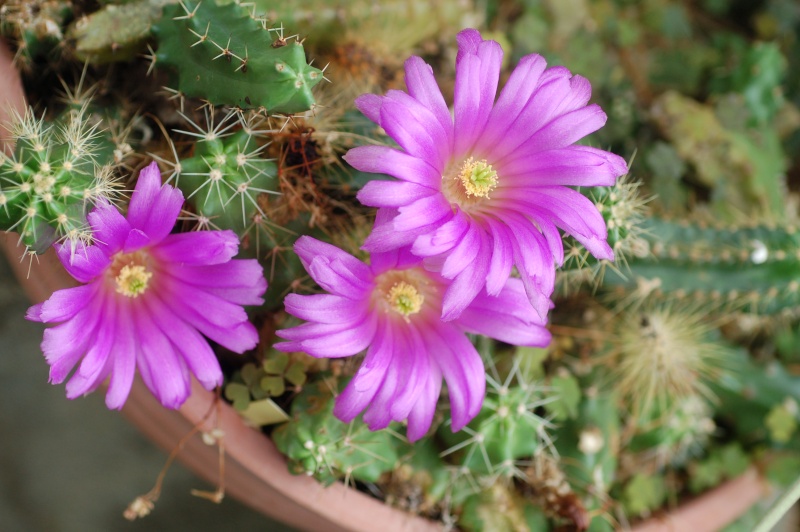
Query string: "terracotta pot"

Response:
xmin=0 ymin=38 xmax=770 ymax=532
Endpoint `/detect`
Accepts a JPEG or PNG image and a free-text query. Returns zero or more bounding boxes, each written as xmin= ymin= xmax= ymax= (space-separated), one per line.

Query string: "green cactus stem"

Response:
xmin=0 ymin=105 xmax=124 ymax=252
xmin=68 ymin=0 xmax=163 ymax=63
xmin=0 ymin=0 xmax=73 ymax=68
xmin=171 ymin=118 xmax=279 ymax=236
xmin=601 ymin=217 xmax=800 ymax=314
xmin=152 ymin=0 xmax=322 ymax=113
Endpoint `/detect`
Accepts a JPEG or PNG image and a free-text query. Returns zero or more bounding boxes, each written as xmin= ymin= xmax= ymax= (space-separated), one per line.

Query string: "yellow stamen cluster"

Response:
xmin=386 ymin=281 xmax=424 ymax=317
xmin=115 ymin=264 xmax=153 ymax=297
xmin=457 ymin=157 xmax=498 ymax=198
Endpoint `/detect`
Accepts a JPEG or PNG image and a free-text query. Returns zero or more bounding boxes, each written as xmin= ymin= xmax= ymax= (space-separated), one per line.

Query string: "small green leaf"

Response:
xmin=285 ymin=362 xmax=307 ymax=387
xmin=224 ymin=382 xmax=251 ymax=411
xmin=261 ymin=375 xmax=285 ymax=397
xmin=240 ymin=363 xmax=261 ymax=386
xmin=263 ymin=352 xmax=289 ymax=375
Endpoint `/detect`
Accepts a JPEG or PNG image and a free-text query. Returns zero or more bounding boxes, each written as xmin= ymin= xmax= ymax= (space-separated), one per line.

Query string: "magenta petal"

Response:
xmin=363 ymin=212 xmax=442 ymax=253
xmin=380 ymin=99 xmax=446 ymax=172
xmin=306 ymin=255 xmax=373 ymax=296
xmin=127 ymin=161 xmax=183 ymax=242
xmin=283 ymin=293 xmax=365 ymax=324
xmin=104 ymin=303 xmax=136 ymax=409
xmin=387 ymin=326 xmax=425 ymax=422
xmin=404 ymin=56 xmax=453 ymax=146
xmin=362 ymin=353 xmax=400 ymax=431
xmin=426 ymin=322 xmax=485 ymax=431
xmin=393 ymin=195 xmax=452 ymax=232
xmin=501 ymin=145 xmax=628 ymax=187
xmin=56 ymin=243 xmax=110 ymax=283
xmin=42 ymin=294 xmax=102 ymax=384
xmin=459 ymin=279 xmax=552 ymax=347
xmin=486 ymin=76 xmax=573 ymax=162
xmin=453 ymin=39 xmax=503 ymax=155
xmin=293 ymin=314 xmax=377 ymax=358
xmin=88 ymin=199 xmax=132 ymax=255
xmin=385 ymin=89 xmax=450 ymax=163
xmin=349 ymin=320 xmax=394 ymax=393
xmin=142 ymin=293 xmax=222 ymax=390
xmin=164 ymin=260 xmax=266 ymax=306
xmin=484 ymin=219 xmax=513 ymax=296
xmin=155 ymin=282 xmax=258 ymax=354
xmin=344 ymin=146 xmax=440 ymax=187
xmin=510 ymin=104 xmax=608 ymax=159
xmin=134 ymin=306 xmax=190 ymax=409
xmin=123 ymin=228 xmax=151 ymax=253
xmin=406 ymin=364 xmax=442 ymax=442
xmin=440 ymin=222 xmax=481 ymax=279
xmin=153 ymin=230 xmax=239 ymax=265
xmin=30 ymin=284 xmax=98 ymax=323
xmin=476 ymin=53 xmax=548 ymax=155
xmin=556 ymin=75 xmax=593 ymax=115
xmin=411 ymin=212 xmax=469 ymax=258
xmin=67 ymin=297 xmax=116 ymax=398
xmin=335 ymin=372 xmax=383 ymax=424
xmin=332 ymin=323 xmax=394 ymax=423
xmin=506 ymin=186 xmax=613 ymax=260
xmin=354 ymin=94 xmax=383 ymax=124
xmin=357 ymin=180 xmax=435 ymax=208
xmin=440 ymin=229 xmax=491 ymax=321
xmin=293 ymin=236 xmax=372 ymax=284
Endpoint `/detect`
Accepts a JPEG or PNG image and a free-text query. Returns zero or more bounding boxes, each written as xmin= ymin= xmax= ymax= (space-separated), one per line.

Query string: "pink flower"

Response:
xmin=274 ymin=229 xmax=550 ymax=441
xmin=345 ymin=29 xmax=628 ymax=320
xmin=27 ymin=162 xmax=267 ymax=409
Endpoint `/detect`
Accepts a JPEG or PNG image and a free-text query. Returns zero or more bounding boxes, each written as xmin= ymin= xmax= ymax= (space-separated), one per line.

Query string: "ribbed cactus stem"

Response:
xmin=152 ymin=1 xmax=323 ymax=113
xmin=601 ymin=217 xmax=800 ymax=314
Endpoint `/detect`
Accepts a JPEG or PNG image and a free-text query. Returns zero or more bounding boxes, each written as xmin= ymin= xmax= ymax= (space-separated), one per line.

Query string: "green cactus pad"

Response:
xmin=68 ymin=0 xmax=162 ymax=63
xmin=153 ymin=1 xmax=322 ymax=113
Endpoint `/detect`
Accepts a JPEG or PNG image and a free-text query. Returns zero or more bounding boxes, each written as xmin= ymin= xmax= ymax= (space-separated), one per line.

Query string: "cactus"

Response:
xmin=0 ymin=104 xmax=126 ymax=252
xmin=0 ymin=0 xmax=73 ymax=68
xmin=152 ymin=0 xmax=322 ymax=114
xmin=169 ymin=108 xmax=278 ymax=235
xmin=600 ymin=217 xmax=800 ymax=315
xmin=438 ymin=351 xmax=555 ymax=478
xmin=559 ymin=174 xmax=650 ymax=292
xmin=551 ymin=384 xmax=620 ymax=531
xmin=68 ymin=0 xmax=162 ymax=63
xmin=272 ymin=377 xmax=400 ymax=485
xmin=624 ymin=395 xmax=716 ymax=471
xmin=600 ymin=302 xmax=726 ymax=416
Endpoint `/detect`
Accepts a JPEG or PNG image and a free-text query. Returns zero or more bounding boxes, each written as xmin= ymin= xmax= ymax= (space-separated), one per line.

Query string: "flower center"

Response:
xmin=386 ymin=281 xmax=424 ymax=317
xmin=457 ymin=158 xmax=497 ymax=198
xmin=441 ymin=157 xmax=499 ymax=209
xmin=110 ymin=251 xmax=153 ymax=298
xmin=116 ymin=264 xmax=152 ymax=297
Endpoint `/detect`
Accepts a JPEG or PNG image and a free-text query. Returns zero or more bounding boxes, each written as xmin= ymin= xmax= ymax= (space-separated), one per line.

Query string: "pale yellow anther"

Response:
xmin=457 ymin=157 xmax=498 ymax=198
xmin=386 ymin=281 xmax=424 ymax=317
xmin=115 ymin=264 xmax=153 ymax=297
